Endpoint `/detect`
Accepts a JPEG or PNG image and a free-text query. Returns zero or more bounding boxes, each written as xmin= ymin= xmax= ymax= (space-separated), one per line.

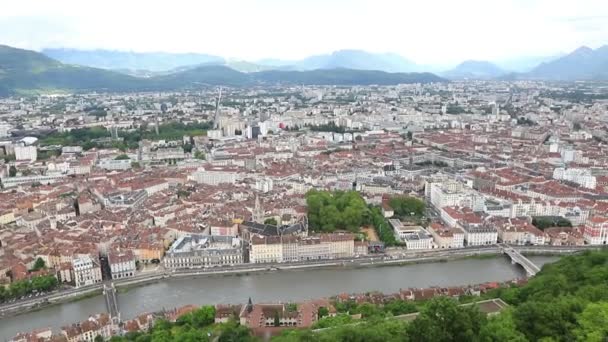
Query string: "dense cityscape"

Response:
xmin=2 ymin=0 xmax=608 ymax=340
xmin=0 ymin=79 xmax=606 ymax=340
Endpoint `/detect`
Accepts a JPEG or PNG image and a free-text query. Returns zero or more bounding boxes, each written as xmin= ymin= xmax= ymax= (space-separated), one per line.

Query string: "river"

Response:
xmin=0 ymin=255 xmax=558 ymax=339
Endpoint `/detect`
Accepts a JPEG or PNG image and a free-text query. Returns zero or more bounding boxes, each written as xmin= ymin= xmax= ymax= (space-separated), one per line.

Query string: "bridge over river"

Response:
xmin=500 ymin=244 xmax=541 ymax=276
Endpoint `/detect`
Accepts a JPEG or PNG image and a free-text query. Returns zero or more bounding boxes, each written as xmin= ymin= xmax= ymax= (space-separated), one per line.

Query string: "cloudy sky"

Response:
xmin=1 ymin=0 xmax=607 ymax=65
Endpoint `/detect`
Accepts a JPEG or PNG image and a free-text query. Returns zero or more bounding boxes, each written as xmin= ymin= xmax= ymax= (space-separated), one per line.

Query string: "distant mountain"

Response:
xmin=524 ymin=45 xmax=608 ymax=80
xmin=442 ymin=60 xmax=506 ymax=79
xmin=0 ymin=45 xmax=145 ymax=94
xmin=42 ymin=48 xmax=225 ymax=72
xmin=252 ymin=68 xmax=443 ymax=85
xmin=257 ymin=50 xmax=421 ymax=72
xmin=0 ymin=45 xmax=445 ymax=96
xmin=495 ymin=54 xmax=564 ymax=73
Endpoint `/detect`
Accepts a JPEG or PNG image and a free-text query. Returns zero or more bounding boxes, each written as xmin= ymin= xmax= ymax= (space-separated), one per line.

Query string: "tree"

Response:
xmin=408 ymin=297 xmax=486 ymax=342
xmin=479 ymin=309 xmax=528 ymax=342
xmin=194 ymin=151 xmax=205 ymax=160
xmin=192 ymin=306 xmax=216 ymax=328
xmin=31 ymin=257 xmax=46 ymax=271
xmin=264 ymin=218 xmax=278 ymax=226
xmin=218 ymin=320 xmax=253 ymax=342
xmin=318 ymin=306 xmax=329 ymax=319
xmin=9 ymin=165 xmax=17 ymax=177
xmin=513 ymin=296 xmax=585 ymax=341
xmin=305 ymin=190 xmax=369 ymax=233
xmin=94 ymin=335 xmax=104 ymax=342
xmin=388 ymin=196 xmax=425 ymax=218
xmin=115 ymin=154 xmax=130 ymax=160
xmin=575 ymin=302 xmax=608 ymax=342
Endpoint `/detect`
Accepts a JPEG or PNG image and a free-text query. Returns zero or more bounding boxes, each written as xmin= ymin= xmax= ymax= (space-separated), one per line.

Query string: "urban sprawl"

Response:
xmin=1 ymin=80 xmax=608 ymax=340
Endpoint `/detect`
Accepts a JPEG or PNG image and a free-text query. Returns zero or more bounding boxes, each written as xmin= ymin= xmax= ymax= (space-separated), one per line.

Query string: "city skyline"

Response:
xmin=1 ymin=0 xmax=607 ymax=65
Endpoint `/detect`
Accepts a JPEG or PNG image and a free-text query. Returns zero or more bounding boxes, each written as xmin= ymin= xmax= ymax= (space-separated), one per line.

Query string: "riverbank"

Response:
xmin=0 ymin=255 xmax=563 ymax=340
xmin=0 ymin=245 xmax=598 ymax=319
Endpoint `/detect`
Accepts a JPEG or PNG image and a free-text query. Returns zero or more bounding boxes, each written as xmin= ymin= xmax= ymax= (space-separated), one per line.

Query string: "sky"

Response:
xmin=1 ymin=0 xmax=607 ymax=65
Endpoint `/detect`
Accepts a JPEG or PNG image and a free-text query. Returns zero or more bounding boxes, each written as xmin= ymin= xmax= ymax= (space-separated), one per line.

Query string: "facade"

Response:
xmin=494 ymin=218 xmax=546 ymax=245
xmin=108 ymin=250 xmax=137 ymax=280
xmin=97 ymin=158 xmax=132 ymax=171
xmin=72 ymin=255 xmax=103 ymax=288
xmin=250 ymin=236 xmax=284 ymax=264
xmin=389 ymin=220 xmax=433 ymax=249
xmin=427 ymin=222 xmax=465 ymax=248
xmin=249 ymin=233 xmax=354 ymax=263
xmin=188 ymin=169 xmax=237 ymax=185
xmin=15 ymin=145 xmax=37 ymax=161
xmin=583 ymin=216 xmax=608 ymax=245
xmin=553 ymin=168 xmax=596 ymax=189
xmin=164 ymin=235 xmax=244 ymax=269
xmin=61 ymin=314 xmax=113 ymax=342
xmin=460 ymin=223 xmax=498 ymax=246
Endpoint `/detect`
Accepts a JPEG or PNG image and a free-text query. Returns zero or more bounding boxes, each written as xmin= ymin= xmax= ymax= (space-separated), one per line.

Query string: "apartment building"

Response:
xmin=583 ymin=216 xmax=608 ymax=245
xmin=72 ymin=255 xmax=103 ymax=288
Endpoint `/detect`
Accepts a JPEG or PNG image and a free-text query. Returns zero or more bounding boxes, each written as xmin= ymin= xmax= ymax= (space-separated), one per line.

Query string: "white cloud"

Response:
xmin=0 ymin=0 xmax=607 ymax=65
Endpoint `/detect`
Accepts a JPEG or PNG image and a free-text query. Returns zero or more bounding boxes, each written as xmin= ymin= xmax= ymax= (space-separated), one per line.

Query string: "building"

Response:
xmin=72 ymin=255 xmax=103 ymax=288
xmin=108 ymin=250 xmax=137 ymax=280
xmin=15 ymin=145 xmax=37 ymax=162
xmin=97 ymin=158 xmax=132 ymax=171
xmin=103 ymin=190 xmax=148 ymax=208
xmin=583 ymin=216 xmax=608 ymax=245
xmin=427 ymin=222 xmax=465 ymax=248
xmin=1 ymin=172 xmax=66 ymax=188
xmin=553 ymin=168 xmax=596 ymax=189
xmin=188 ymin=168 xmax=238 ymax=185
xmin=250 ymin=235 xmax=284 ymax=264
xmin=460 ymin=223 xmax=498 ymax=246
xmin=164 ymin=235 xmax=244 ymax=269
xmin=61 ymin=314 xmax=113 ymax=342
xmin=545 ymin=227 xmax=585 ymax=246
xmin=492 ymin=218 xmax=546 ymax=245
xmin=389 ymin=219 xmax=433 ymax=249
xmin=249 ymin=232 xmax=354 ymax=263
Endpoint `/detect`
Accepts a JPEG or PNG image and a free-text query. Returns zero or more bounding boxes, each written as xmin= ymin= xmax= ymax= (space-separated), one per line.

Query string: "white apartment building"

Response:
xmin=97 ymin=159 xmax=132 ymax=171
xmin=553 ymin=168 xmax=596 ymax=189
xmin=108 ymin=250 xmax=136 ymax=280
xmin=15 ymin=145 xmax=37 ymax=161
xmin=72 ymin=255 xmax=103 ymax=288
xmin=188 ymin=169 xmax=237 ymax=185
xmin=1 ymin=172 xmax=66 ymax=188
xmin=460 ymin=223 xmax=498 ymax=246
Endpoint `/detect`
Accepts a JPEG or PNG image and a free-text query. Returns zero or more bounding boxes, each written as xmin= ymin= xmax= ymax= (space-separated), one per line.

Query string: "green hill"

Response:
xmin=0 ymin=45 xmax=145 ymax=94
xmin=0 ymin=45 xmax=445 ymax=96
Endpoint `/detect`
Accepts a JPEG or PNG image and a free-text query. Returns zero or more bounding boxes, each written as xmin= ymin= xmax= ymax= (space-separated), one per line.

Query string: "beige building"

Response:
xmin=250 ymin=236 xmax=283 ymax=263
xmin=249 ymin=232 xmax=354 ymax=263
xmin=427 ymin=222 xmax=465 ymax=249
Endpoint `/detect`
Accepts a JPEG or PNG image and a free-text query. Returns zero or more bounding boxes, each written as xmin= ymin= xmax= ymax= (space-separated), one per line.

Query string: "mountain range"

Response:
xmin=0 ymin=45 xmax=444 ymax=96
xmin=524 ymin=45 xmax=608 ymax=80
xmin=441 ymin=60 xmax=507 ymax=80
xmin=40 ymin=46 xmax=608 ymax=81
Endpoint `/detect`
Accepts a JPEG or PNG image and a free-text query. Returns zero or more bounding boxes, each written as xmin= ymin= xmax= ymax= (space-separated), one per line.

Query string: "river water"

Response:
xmin=0 ymin=256 xmax=558 ymax=339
